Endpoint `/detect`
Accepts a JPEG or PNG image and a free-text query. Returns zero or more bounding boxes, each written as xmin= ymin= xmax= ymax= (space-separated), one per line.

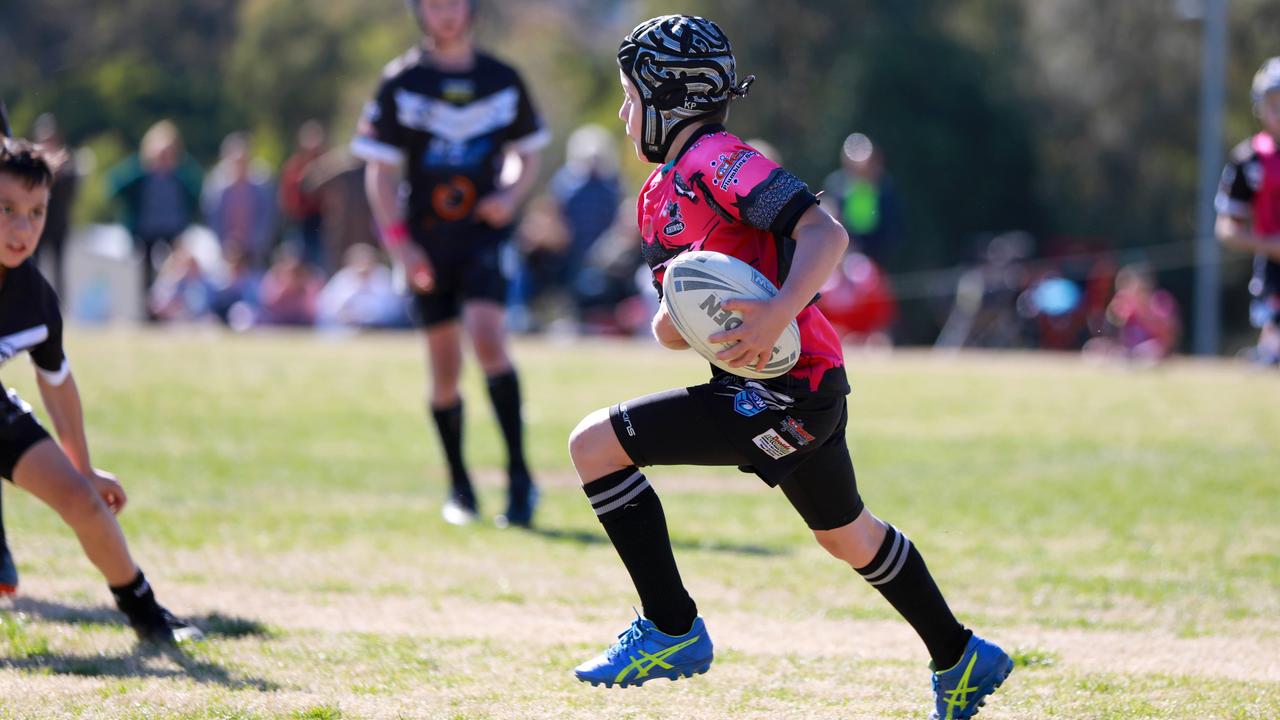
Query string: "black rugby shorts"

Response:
xmin=409 ymin=229 xmax=510 ymax=328
xmin=1 ymin=389 xmax=52 ymax=481
xmin=608 ymin=378 xmax=864 ymax=531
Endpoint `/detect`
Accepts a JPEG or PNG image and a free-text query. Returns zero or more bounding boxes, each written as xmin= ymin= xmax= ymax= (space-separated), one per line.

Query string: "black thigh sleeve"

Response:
xmin=608 ymin=387 xmax=745 ymax=469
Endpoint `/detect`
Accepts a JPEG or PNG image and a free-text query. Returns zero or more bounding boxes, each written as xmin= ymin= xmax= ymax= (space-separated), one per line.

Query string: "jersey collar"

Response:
xmin=664 ymin=123 xmax=725 ymax=173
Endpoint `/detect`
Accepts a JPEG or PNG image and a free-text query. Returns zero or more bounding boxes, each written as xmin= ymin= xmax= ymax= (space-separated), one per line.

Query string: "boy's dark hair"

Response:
xmin=0 ymin=138 xmax=63 ymax=189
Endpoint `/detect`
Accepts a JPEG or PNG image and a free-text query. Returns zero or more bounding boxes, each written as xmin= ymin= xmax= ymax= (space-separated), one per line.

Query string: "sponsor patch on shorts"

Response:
xmin=752 ymin=429 xmax=797 ymax=459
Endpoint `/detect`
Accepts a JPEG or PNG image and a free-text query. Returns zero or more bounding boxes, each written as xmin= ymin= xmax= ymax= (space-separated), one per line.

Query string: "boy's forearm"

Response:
xmin=36 ymin=373 xmax=92 ymax=474
xmin=775 ymin=211 xmax=848 ymax=320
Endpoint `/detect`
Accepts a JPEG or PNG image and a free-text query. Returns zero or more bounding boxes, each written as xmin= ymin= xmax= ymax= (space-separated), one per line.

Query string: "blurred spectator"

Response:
xmin=1083 ymin=263 xmax=1180 ymax=363
xmin=107 ymin=119 xmax=203 ymax=321
xmin=1080 ymin=263 xmax=1177 ymax=361
xmin=823 ymin=133 xmax=904 ymax=268
xmin=204 ymin=132 xmax=277 ymax=269
xmin=574 ymin=200 xmax=648 ymax=336
xmin=549 ymin=125 xmax=622 ymax=314
xmin=257 ymin=244 xmax=323 ymax=326
xmin=210 ymin=248 xmax=262 ymax=331
xmin=316 ymin=243 xmax=408 ymax=329
xmin=279 ymin=120 xmax=328 ymax=269
xmin=816 ymin=253 xmax=897 ymax=347
xmin=148 ymin=240 xmax=213 ymax=322
xmin=509 ymin=194 xmax=570 ymax=332
xmin=32 ymin=113 xmax=78 ymax=297
xmin=935 ymin=231 xmax=1033 ymax=349
xmin=303 ymin=149 xmax=378 ymax=275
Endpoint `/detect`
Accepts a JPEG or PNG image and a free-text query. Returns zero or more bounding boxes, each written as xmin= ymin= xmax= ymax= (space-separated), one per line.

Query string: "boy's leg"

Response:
xmin=421 ymin=315 xmax=477 ymax=520
xmin=568 ymin=388 xmax=742 ymax=686
xmin=11 ymin=440 xmax=136 ymax=585
xmin=11 ymin=439 xmax=201 ymax=643
xmin=778 ymin=405 xmax=972 ymax=669
xmin=569 ymin=405 xmax=697 ymax=635
xmin=781 ymin=425 xmax=1009 ymax=719
xmin=463 ymin=300 xmax=535 ymax=525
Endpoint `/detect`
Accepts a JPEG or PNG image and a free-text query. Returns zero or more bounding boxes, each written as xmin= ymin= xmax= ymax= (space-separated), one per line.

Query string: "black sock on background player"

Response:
xmin=583 ymin=466 xmax=697 ymax=636
xmin=430 ymin=401 xmax=475 ymax=508
xmin=856 ymin=524 xmax=971 ymax=669
xmin=485 ymin=370 xmax=532 ymax=502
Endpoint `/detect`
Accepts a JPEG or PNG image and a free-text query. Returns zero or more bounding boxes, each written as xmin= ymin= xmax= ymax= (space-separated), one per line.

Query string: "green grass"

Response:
xmin=0 ymin=330 xmax=1277 ymax=718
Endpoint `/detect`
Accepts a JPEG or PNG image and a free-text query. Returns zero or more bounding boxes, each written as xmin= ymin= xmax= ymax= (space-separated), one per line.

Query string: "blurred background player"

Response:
xmin=567 ymin=16 xmax=1011 ymax=720
xmin=353 ymin=0 xmax=550 ymax=527
xmin=1216 ymin=57 xmax=1280 ymax=367
xmin=823 ymin=132 xmax=904 ymax=270
xmin=0 ymin=138 xmax=201 ymax=643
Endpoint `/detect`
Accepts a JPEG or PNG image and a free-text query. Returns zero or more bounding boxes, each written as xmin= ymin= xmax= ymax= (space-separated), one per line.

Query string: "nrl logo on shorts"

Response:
xmin=733 ymin=390 xmax=768 ymax=417
xmin=663 ymin=201 xmax=686 ymax=236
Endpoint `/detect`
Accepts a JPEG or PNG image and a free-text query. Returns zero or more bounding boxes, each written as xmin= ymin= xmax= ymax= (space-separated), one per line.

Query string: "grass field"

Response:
xmin=0 ymin=329 xmax=1277 ymax=719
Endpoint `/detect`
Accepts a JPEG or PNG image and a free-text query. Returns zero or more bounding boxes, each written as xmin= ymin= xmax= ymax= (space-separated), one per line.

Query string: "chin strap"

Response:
xmin=729 ymin=75 xmax=756 ymax=98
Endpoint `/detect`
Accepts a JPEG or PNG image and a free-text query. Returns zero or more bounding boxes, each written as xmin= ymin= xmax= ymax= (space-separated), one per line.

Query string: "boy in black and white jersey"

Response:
xmin=0 ymin=138 xmax=201 ymax=644
xmin=353 ymin=0 xmax=550 ymax=527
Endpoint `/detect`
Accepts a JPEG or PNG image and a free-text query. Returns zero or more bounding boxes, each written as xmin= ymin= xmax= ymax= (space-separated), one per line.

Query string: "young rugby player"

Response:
xmin=1217 ymin=57 xmax=1280 ymax=366
xmin=0 ymin=139 xmax=202 ymax=644
xmin=0 ymin=98 xmax=14 ymax=595
xmin=567 ymin=16 xmax=1011 ymax=719
xmin=354 ymin=0 xmax=550 ymax=527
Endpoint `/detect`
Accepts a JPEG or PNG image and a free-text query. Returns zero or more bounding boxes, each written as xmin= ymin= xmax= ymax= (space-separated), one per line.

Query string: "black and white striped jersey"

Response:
xmin=0 ymin=261 xmax=68 ymax=388
xmin=351 ymin=46 xmax=550 ymax=238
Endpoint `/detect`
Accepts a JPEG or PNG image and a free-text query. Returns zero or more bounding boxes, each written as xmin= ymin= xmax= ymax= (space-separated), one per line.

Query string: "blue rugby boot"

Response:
xmin=574 ymin=612 xmax=713 ymax=688
xmin=0 ymin=543 xmax=16 ymax=596
xmin=930 ymin=634 xmax=1013 ymax=720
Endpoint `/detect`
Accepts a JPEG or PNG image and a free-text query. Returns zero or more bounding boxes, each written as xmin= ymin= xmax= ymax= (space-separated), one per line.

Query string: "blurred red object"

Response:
xmin=816 ymin=253 xmax=897 ymax=339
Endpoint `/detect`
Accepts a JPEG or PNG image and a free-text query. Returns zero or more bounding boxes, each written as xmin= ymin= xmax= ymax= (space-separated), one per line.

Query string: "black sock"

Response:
xmin=110 ymin=569 xmax=160 ymax=618
xmin=486 ymin=370 xmax=531 ymax=494
xmin=585 ymin=467 xmax=696 ymax=636
xmin=430 ymin=401 xmax=475 ymax=506
xmin=856 ymin=524 xmax=971 ymax=670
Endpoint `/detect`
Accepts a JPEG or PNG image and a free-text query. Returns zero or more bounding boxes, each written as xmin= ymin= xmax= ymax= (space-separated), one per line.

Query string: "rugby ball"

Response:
xmin=662 ymin=250 xmax=801 ymax=379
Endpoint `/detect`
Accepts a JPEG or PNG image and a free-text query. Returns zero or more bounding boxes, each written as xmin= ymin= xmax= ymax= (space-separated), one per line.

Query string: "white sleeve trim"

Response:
xmin=505 ymin=127 xmax=552 ymax=155
xmin=35 ymin=358 xmax=70 ymax=386
xmin=1214 ymin=194 xmax=1252 ymax=219
xmin=350 ymin=136 xmax=406 ymax=166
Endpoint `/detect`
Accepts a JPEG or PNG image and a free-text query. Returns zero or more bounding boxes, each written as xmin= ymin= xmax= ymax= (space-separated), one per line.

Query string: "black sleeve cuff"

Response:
xmin=769 ymin=191 xmax=819 ymax=238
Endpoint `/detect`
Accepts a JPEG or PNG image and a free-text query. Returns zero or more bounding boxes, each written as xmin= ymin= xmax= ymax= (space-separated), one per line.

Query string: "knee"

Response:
xmin=50 ymin=478 xmax=109 ymax=527
xmin=813 ymin=513 xmax=886 ymax=568
xmin=568 ymin=412 xmax=602 ymax=469
xmin=473 ymin=338 xmax=510 ymax=374
xmin=568 ymin=409 xmax=619 ymax=480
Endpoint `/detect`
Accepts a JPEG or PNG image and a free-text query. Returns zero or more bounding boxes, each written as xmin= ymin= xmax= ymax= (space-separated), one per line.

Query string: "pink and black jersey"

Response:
xmin=638 ymin=125 xmax=848 ymax=397
xmin=1216 ymin=132 xmax=1280 ymax=296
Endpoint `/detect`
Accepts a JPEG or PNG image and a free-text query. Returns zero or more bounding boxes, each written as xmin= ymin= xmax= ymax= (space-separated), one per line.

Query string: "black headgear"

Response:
xmin=618 ymin=15 xmax=755 ymax=163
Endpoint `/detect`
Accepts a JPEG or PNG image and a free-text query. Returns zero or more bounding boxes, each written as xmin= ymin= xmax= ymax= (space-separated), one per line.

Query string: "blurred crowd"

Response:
xmin=26 ymin=114 xmax=1181 ymax=360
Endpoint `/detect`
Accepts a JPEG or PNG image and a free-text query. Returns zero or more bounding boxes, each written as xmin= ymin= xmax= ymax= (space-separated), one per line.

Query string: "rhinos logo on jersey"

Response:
xmin=618 ymin=15 xmax=755 ymax=163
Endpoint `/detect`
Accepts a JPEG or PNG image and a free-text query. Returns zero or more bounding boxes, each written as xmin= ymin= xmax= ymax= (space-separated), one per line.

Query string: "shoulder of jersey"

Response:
xmin=682 ymin=130 xmax=748 ymax=168
xmin=381 ymin=45 xmax=426 ymax=81
xmin=474 ymin=52 xmax=523 ymax=84
xmin=1228 ymin=137 xmax=1258 ymax=165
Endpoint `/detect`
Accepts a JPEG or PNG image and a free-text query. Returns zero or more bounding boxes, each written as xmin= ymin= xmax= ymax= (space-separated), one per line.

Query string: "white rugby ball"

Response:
xmin=662 ymin=250 xmax=801 ymax=379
